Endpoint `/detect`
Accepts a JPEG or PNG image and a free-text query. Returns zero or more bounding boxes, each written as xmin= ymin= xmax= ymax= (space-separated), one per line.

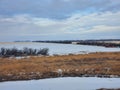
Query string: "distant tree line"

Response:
xmin=76 ymin=41 xmax=120 ymax=48
xmin=0 ymin=47 xmax=49 ymax=57
xmin=33 ymin=40 xmax=72 ymax=44
xmin=33 ymin=40 xmax=120 ymax=48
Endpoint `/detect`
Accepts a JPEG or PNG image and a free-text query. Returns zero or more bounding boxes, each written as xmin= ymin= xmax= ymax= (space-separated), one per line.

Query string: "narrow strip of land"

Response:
xmin=0 ymin=52 xmax=120 ymax=82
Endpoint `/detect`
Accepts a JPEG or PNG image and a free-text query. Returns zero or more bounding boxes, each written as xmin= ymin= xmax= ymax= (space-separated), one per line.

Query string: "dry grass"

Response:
xmin=0 ymin=52 xmax=120 ymax=81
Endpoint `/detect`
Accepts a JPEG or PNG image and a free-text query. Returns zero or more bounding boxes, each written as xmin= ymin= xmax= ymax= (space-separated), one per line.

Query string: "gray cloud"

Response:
xmin=0 ymin=0 xmax=120 ymax=41
xmin=0 ymin=0 xmax=120 ymax=19
xmin=0 ymin=11 xmax=120 ymax=41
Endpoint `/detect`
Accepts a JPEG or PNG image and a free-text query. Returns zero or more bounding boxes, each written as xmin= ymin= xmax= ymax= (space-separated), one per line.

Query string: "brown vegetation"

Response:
xmin=0 ymin=52 xmax=120 ymax=82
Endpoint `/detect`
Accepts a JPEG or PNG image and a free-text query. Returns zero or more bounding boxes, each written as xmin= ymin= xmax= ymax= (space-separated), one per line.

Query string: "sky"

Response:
xmin=0 ymin=0 xmax=120 ymax=41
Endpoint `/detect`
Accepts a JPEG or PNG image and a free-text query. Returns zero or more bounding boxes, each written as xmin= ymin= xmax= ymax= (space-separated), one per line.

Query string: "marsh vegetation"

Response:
xmin=0 ymin=52 xmax=120 ymax=82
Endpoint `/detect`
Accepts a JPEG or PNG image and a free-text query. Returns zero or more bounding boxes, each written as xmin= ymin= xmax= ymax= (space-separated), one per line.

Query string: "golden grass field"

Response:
xmin=0 ymin=52 xmax=120 ymax=81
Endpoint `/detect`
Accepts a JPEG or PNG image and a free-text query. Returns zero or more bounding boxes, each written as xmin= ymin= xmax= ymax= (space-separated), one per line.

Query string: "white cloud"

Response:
xmin=33 ymin=18 xmax=57 ymax=27
xmin=0 ymin=11 xmax=120 ymax=41
xmin=83 ymin=25 xmax=120 ymax=34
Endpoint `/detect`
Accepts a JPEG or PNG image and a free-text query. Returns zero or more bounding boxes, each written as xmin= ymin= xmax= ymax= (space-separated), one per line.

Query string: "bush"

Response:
xmin=37 ymin=48 xmax=49 ymax=55
xmin=0 ymin=47 xmax=49 ymax=57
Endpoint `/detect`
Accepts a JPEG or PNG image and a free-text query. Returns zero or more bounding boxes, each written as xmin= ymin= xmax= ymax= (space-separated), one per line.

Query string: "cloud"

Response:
xmin=0 ymin=11 xmax=120 ymax=41
xmin=0 ymin=0 xmax=120 ymax=19
xmin=83 ymin=25 xmax=120 ymax=34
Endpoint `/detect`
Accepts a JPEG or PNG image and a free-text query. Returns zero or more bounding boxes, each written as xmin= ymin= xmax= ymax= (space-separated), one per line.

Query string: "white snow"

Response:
xmin=0 ymin=77 xmax=120 ymax=90
xmin=57 ymin=69 xmax=63 ymax=76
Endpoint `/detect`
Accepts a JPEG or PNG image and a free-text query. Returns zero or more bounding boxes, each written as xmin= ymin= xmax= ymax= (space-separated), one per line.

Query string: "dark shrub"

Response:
xmin=37 ymin=48 xmax=49 ymax=55
xmin=0 ymin=47 xmax=49 ymax=57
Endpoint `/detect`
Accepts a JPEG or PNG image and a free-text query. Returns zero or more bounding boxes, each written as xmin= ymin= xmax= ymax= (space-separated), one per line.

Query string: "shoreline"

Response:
xmin=0 ymin=75 xmax=120 ymax=82
xmin=0 ymin=52 xmax=120 ymax=82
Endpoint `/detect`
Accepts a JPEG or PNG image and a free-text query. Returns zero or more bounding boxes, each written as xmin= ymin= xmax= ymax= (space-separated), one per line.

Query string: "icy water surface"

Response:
xmin=0 ymin=77 xmax=120 ymax=90
xmin=0 ymin=42 xmax=120 ymax=55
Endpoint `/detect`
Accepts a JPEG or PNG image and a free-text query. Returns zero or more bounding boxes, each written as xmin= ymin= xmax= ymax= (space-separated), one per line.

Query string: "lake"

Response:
xmin=0 ymin=42 xmax=120 ymax=55
xmin=0 ymin=77 xmax=120 ymax=90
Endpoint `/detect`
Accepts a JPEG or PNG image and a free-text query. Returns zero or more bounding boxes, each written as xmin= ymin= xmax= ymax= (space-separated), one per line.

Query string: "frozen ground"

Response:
xmin=0 ymin=77 xmax=120 ymax=90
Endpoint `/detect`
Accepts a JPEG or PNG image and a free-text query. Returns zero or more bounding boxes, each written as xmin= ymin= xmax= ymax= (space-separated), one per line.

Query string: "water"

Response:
xmin=0 ymin=42 xmax=120 ymax=55
xmin=0 ymin=77 xmax=120 ymax=90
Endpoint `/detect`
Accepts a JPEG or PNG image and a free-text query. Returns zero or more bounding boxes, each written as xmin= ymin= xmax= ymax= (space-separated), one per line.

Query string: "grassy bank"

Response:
xmin=0 ymin=52 xmax=120 ymax=82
